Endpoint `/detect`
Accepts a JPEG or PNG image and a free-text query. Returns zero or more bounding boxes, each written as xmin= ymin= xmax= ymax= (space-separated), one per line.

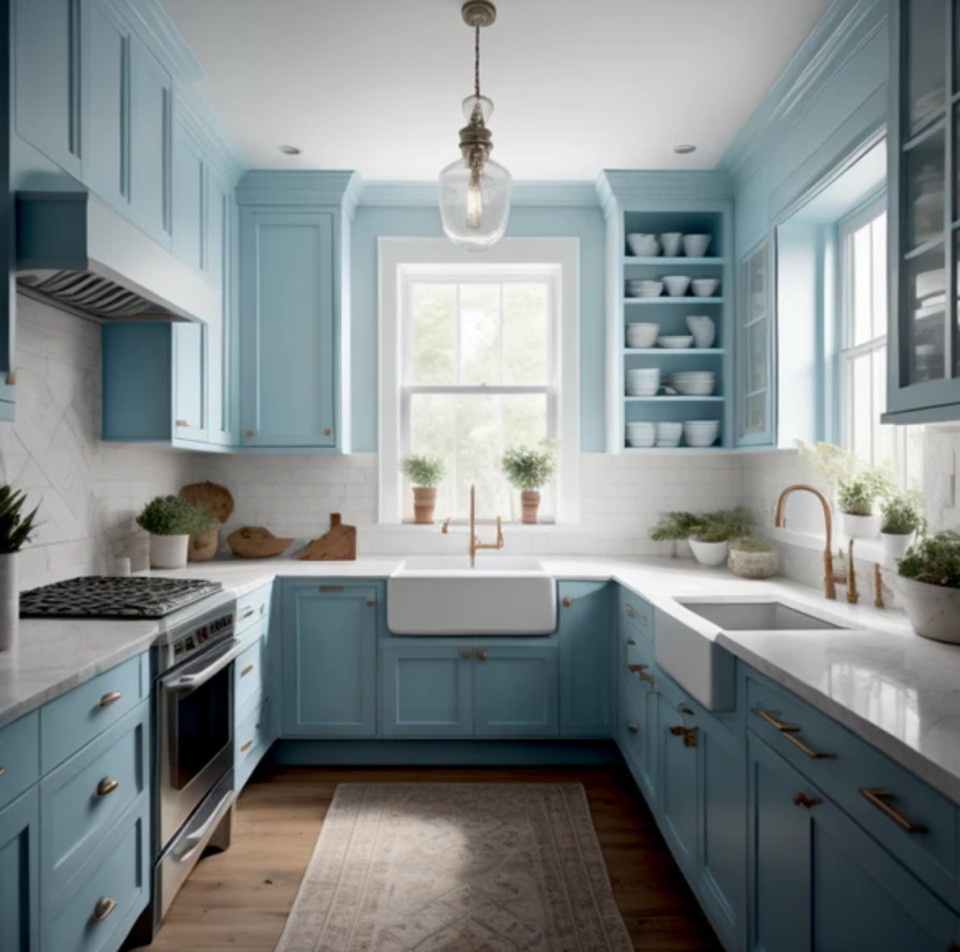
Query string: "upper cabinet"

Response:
xmin=886 ymin=0 xmax=960 ymax=422
xmin=735 ymin=241 xmax=774 ymax=445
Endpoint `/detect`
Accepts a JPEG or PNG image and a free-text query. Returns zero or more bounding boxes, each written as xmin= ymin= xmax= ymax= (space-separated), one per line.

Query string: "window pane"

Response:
xmin=459 ymin=284 xmax=501 ymax=385
xmin=872 ymin=347 xmax=896 ymax=467
xmin=502 ymin=284 xmax=548 ymax=385
xmin=411 ymin=283 xmax=456 ymax=385
xmin=849 ymin=353 xmax=874 ymax=464
xmin=852 ymin=223 xmax=873 ymax=346
xmin=871 ymin=214 xmax=887 ymax=341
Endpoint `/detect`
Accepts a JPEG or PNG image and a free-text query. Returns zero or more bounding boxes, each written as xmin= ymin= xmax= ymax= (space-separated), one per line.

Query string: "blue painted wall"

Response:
xmin=349 ymin=202 xmax=607 ymax=452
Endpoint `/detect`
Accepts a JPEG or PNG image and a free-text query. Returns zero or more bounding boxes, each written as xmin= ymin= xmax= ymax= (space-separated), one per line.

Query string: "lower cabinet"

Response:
xmin=473 ymin=644 xmax=559 ymax=738
xmin=0 ymin=788 xmax=40 ymax=952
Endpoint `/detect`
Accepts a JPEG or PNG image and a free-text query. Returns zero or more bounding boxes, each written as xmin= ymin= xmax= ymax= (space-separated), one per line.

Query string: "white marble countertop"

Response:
xmin=6 ymin=554 xmax=960 ymax=806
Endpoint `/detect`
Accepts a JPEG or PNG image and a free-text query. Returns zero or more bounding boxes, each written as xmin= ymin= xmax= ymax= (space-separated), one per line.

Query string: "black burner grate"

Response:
xmin=19 ymin=576 xmax=223 ymax=620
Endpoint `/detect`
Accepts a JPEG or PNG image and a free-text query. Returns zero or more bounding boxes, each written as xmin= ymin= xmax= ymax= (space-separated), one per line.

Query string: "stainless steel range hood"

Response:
xmin=15 ymin=191 xmax=219 ymax=325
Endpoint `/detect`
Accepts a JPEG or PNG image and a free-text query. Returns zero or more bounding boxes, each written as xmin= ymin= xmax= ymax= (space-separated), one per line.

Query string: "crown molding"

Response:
xmin=236 ymin=170 xmax=363 ymax=207
xmin=356 ymin=180 xmax=599 ymax=208
xmin=596 ymin=170 xmax=735 ymax=218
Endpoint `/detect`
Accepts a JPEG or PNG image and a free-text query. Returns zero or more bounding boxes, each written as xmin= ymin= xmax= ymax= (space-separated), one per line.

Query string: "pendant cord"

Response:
xmin=474 ymin=24 xmax=481 ymax=98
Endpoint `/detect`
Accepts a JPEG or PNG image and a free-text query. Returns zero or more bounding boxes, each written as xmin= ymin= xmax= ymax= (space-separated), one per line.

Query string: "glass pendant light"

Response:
xmin=438 ymin=1 xmax=512 ymax=251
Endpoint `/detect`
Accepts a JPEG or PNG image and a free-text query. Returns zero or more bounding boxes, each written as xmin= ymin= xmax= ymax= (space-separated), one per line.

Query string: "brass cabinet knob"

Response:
xmin=6 ymin=370 xmax=16 ymax=386
xmin=323 ymin=427 xmax=331 ymax=436
xmin=92 ymin=897 xmax=117 ymax=922
xmin=627 ymin=722 xmax=639 ymax=734
xmin=98 ymin=691 xmax=122 ymax=708
xmin=562 ymin=597 xmax=573 ymax=608
xmin=0 ymin=766 xmax=6 ymax=777
xmin=461 ymin=649 xmax=472 ymax=660
xmin=792 ymin=792 xmax=823 ymax=810
xmin=245 ymin=429 xmax=255 ymax=437
xmin=175 ymin=419 xmax=189 ymax=427
xmin=96 ymin=777 xmax=119 ymax=798
xmin=477 ymin=650 xmax=488 ymax=661
xmin=240 ymin=740 xmax=253 ymax=753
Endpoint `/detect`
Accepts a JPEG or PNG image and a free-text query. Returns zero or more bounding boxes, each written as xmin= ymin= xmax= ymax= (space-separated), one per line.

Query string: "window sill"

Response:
xmin=754 ymin=525 xmax=895 ymax=569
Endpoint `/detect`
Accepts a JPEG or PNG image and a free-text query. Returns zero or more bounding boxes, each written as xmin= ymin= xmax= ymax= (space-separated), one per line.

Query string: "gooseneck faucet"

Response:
xmin=469 ymin=484 xmax=504 ymax=567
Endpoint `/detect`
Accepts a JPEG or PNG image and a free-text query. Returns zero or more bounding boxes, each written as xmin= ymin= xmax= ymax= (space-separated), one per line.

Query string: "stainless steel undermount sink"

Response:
xmin=675 ymin=599 xmax=845 ymax=632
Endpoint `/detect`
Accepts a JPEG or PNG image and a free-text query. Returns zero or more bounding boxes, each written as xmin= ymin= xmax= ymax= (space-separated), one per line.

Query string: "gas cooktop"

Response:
xmin=19 ymin=576 xmax=223 ymax=620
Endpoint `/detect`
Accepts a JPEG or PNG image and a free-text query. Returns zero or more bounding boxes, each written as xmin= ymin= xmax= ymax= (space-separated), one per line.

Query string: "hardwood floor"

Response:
xmin=142 ymin=765 xmax=722 ymax=952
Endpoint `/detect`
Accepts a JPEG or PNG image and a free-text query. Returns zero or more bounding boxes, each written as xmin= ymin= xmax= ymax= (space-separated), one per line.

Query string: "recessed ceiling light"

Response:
xmin=674 ymin=144 xmax=697 ymax=155
xmin=279 ymin=145 xmax=302 ymax=155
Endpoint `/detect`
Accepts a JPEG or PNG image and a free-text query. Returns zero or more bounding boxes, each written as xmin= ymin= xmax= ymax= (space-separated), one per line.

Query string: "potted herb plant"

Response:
xmin=880 ymin=492 xmax=924 ymax=561
xmin=649 ymin=508 xmax=749 ymax=567
xmin=728 ymin=536 xmax=779 ymax=579
xmin=0 ymin=485 xmax=40 ymax=650
xmin=399 ymin=454 xmax=447 ymax=525
xmin=137 ymin=495 xmax=218 ymax=569
xmin=837 ymin=477 xmax=883 ymax=540
xmin=896 ymin=532 xmax=960 ymax=643
xmin=501 ymin=440 xmax=559 ymax=524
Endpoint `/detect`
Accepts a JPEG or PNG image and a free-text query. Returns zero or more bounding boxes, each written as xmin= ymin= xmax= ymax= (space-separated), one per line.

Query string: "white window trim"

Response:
xmin=378 ymin=237 xmax=581 ymax=525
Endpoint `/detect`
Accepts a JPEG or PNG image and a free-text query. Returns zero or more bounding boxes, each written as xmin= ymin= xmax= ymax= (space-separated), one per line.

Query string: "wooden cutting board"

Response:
xmin=299 ymin=514 xmax=357 ymax=561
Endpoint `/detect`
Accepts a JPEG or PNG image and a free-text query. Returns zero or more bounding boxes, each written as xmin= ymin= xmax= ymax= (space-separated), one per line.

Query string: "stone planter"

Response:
xmin=413 ymin=487 xmax=437 ymax=525
xmin=149 ymin=533 xmax=190 ymax=569
xmin=0 ymin=553 xmax=18 ymax=651
xmin=521 ymin=491 xmax=541 ymax=525
xmin=728 ymin=547 xmax=779 ymax=579
xmin=881 ymin=531 xmax=915 ymax=562
xmin=842 ymin=512 xmax=881 ymax=540
xmin=895 ymin=575 xmax=960 ymax=643
xmin=688 ymin=539 xmax=729 ymax=567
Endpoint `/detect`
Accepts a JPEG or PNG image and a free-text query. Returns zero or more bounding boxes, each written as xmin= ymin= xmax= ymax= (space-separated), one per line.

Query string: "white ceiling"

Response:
xmin=161 ymin=0 xmax=833 ymax=180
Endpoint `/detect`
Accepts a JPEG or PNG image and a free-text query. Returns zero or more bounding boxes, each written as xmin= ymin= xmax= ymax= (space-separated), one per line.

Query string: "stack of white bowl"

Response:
xmin=627 ymin=234 xmax=660 ymax=257
xmin=682 ymin=234 xmax=712 ymax=257
xmin=626 ymin=279 xmax=663 ymax=299
xmin=626 ymin=368 xmax=660 ymax=396
xmin=626 ymin=323 xmax=659 ymax=348
xmin=626 ymin=422 xmax=655 ymax=448
xmin=684 ymin=420 xmax=720 ymax=447
xmin=656 ymin=422 xmax=683 ymax=448
xmin=691 ymin=278 xmax=720 ymax=298
xmin=656 ymin=335 xmax=695 ymax=349
xmin=668 ymin=371 xmax=716 ymax=396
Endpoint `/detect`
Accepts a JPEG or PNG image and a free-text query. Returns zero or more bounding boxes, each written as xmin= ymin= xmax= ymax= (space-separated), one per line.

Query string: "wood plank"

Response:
xmin=136 ymin=764 xmax=722 ymax=952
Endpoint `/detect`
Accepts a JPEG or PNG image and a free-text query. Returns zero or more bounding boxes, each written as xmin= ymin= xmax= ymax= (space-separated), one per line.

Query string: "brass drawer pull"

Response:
xmin=240 ymin=740 xmax=253 ymax=753
xmin=477 ymin=650 xmax=488 ymax=661
xmin=92 ymin=897 xmax=117 ymax=922
xmin=0 ymin=766 xmax=6 ymax=777
xmin=627 ymin=663 xmax=656 ymax=687
xmin=461 ymin=649 xmax=472 ymax=660
xmin=562 ymin=597 xmax=573 ymax=608
xmin=627 ymin=721 xmax=639 ymax=734
xmin=96 ymin=778 xmax=119 ymax=798
xmin=625 ymin=605 xmax=636 ymax=618
xmin=241 ymin=608 xmax=255 ymax=620
xmin=792 ymin=792 xmax=822 ymax=809
xmin=782 ymin=731 xmax=836 ymax=760
xmin=98 ymin=691 xmax=123 ymax=708
xmin=753 ymin=707 xmax=799 ymax=732
xmin=241 ymin=664 xmax=255 ymax=678
xmin=859 ymin=788 xmax=928 ymax=833
xmin=175 ymin=419 xmax=189 ymax=427
xmin=320 ymin=585 xmax=344 ymax=593
xmin=669 ymin=724 xmax=699 ymax=747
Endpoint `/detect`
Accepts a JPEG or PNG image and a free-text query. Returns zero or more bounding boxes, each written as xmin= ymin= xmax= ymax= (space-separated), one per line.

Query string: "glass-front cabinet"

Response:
xmin=736 ymin=241 xmax=773 ymax=445
xmin=886 ymin=0 xmax=960 ymax=422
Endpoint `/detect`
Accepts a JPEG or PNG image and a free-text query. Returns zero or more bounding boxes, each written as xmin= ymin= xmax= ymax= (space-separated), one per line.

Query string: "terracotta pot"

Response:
xmin=413 ymin=487 xmax=437 ymax=525
xmin=0 ymin=553 xmax=18 ymax=651
xmin=521 ymin=491 xmax=541 ymax=525
xmin=189 ymin=528 xmax=220 ymax=562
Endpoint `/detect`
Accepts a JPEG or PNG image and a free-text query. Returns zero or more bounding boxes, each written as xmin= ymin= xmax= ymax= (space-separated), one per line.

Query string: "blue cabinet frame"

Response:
xmin=0 ymin=789 xmax=40 ymax=952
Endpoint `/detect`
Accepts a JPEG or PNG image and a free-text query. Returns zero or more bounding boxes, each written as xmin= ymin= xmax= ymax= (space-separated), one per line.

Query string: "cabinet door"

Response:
xmin=128 ymin=36 xmax=171 ymax=248
xmin=736 ymin=241 xmax=774 ymax=446
xmin=281 ymin=584 xmax=377 ymax=737
xmin=558 ymin=581 xmax=614 ymax=738
xmin=239 ymin=209 xmax=337 ymax=447
xmin=619 ymin=645 xmax=658 ymax=805
xmin=380 ymin=644 xmax=473 ymax=737
xmin=171 ymin=112 xmax=205 ymax=271
xmin=473 ymin=645 xmax=559 ymax=738
xmin=0 ymin=789 xmax=40 ymax=952
xmin=172 ymin=323 xmax=207 ymax=443
xmin=658 ymin=692 xmax=699 ymax=876
xmin=82 ymin=0 xmax=128 ymax=209
xmin=14 ymin=0 xmax=80 ymax=176
xmin=206 ymin=171 xmax=234 ymax=445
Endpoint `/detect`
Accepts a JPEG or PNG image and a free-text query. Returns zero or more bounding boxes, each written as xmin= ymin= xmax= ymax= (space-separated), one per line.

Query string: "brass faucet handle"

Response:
xmin=441 ymin=517 xmax=452 ymax=534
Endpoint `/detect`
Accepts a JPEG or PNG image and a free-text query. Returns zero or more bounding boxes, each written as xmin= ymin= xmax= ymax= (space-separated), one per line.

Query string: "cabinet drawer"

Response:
xmin=619 ymin=587 xmax=654 ymax=641
xmin=746 ymin=673 xmax=958 ymax=908
xmin=621 ymin=639 xmax=657 ymax=711
xmin=41 ymin=701 xmax=148 ymax=906
xmin=0 ymin=711 xmax=40 ymax=812
xmin=44 ymin=807 xmax=149 ymax=952
xmin=235 ymin=636 xmax=266 ymax=710
xmin=237 ymin=584 xmax=272 ymax=635
xmin=41 ymin=655 xmax=147 ymax=773
xmin=236 ymin=699 xmax=271 ymax=768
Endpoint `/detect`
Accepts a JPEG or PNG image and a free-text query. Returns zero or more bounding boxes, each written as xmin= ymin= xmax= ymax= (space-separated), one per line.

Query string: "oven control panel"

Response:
xmin=172 ymin=611 xmax=234 ymax=661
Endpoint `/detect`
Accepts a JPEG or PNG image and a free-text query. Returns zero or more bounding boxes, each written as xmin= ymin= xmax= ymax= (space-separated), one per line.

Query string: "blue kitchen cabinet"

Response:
xmin=172 ymin=322 xmax=208 ymax=443
xmin=658 ymin=690 xmax=699 ymax=878
xmin=380 ymin=643 xmax=473 ymax=738
xmin=0 ymin=788 xmax=40 ymax=952
xmin=14 ymin=0 xmax=81 ymax=178
xmin=735 ymin=241 xmax=775 ymax=446
xmin=558 ymin=581 xmax=614 ymax=738
xmin=748 ymin=732 xmax=957 ymax=952
xmin=281 ymin=583 xmax=378 ymax=737
xmin=171 ymin=111 xmax=206 ymax=271
xmin=206 ymin=170 xmax=234 ymax=445
xmin=473 ymin=643 xmax=559 ymax=738
xmin=619 ymin=633 xmax=658 ymax=805
xmin=237 ymin=209 xmax=337 ymax=448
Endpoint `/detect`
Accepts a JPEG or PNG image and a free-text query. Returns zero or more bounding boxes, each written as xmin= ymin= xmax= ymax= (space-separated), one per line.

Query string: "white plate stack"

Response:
xmin=656 ymin=335 xmax=695 ymax=349
xmin=656 ymin=422 xmax=683 ymax=448
xmin=626 ymin=323 xmax=660 ymax=348
xmin=668 ymin=372 xmax=716 ymax=396
xmin=626 ymin=422 xmax=656 ymax=448
xmin=626 ymin=368 xmax=660 ymax=396
xmin=626 ymin=280 xmax=663 ymax=298
xmin=683 ymin=420 xmax=720 ymax=447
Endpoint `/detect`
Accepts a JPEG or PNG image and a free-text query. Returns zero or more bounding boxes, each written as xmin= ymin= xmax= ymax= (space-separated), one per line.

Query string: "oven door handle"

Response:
xmin=177 ymin=788 xmax=237 ymax=866
xmin=162 ymin=638 xmax=244 ymax=693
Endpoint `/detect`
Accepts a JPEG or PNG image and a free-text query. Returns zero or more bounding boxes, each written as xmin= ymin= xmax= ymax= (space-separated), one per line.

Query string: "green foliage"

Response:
xmin=501 ymin=440 xmax=559 ymax=492
xmin=399 ymin=454 xmax=447 ymax=487
xmin=899 ymin=532 xmax=960 ymax=590
xmin=649 ymin=507 xmax=750 ymax=544
xmin=796 ymin=441 xmax=859 ymax=496
xmin=837 ymin=478 xmax=877 ymax=516
xmin=0 ymin=485 xmax=40 ymax=554
xmin=694 ymin=522 xmax=740 ymax=544
xmin=881 ymin=493 xmax=923 ymax=535
xmin=731 ymin=536 xmax=773 ymax=554
xmin=136 ymin=495 xmax=217 ymax=537
xmin=648 ymin=512 xmax=709 ymax=542
xmin=797 ymin=441 xmax=901 ymax=515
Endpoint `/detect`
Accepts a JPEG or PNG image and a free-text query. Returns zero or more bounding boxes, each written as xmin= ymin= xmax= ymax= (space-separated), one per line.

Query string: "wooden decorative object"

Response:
xmin=299 ymin=514 xmax=357 ymax=562
xmin=180 ymin=482 xmax=235 ymax=523
xmin=188 ymin=528 xmax=219 ymax=562
xmin=227 ymin=526 xmax=294 ymax=559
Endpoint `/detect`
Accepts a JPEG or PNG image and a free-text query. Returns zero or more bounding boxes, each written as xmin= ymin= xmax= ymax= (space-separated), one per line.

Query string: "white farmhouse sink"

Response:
xmin=387 ymin=557 xmax=557 ymax=635
xmin=678 ymin=600 xmax=845 ymax=632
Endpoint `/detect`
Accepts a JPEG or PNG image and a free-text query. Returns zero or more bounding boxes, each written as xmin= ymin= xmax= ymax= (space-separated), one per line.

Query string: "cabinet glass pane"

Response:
xmin=904 ymin=248 xmax=947 ymax=384
xmin=905 ymin=129 xmax=946 ymax=249
xmin=744 ymin=393 xmax=766 ymax=435
xmin=907 ymin=0 xmax=947 ymax=134
xmin=746 ymin=320 xmax=768 ymax=392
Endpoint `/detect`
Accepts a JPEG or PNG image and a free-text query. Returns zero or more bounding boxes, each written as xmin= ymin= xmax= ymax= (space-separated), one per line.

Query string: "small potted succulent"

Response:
xmin=728 ymin=536 xmax=779 ymax=579
xmin=0 ymin=485 xmax=40 ymax=650
xmin=880 ymin=492 xmax=924 ymax=561
xmin=399 ymin=454 xmax=447 ymax=525
xmin=649 ymin=508 xmax=749 ymax=567
xmin=896 ymin=532 xmax=960 ymax=643
xmin=501 ymin=440 xmax=559 ymax=524
xmin=137 ymin=495 xmax=218 ymax=569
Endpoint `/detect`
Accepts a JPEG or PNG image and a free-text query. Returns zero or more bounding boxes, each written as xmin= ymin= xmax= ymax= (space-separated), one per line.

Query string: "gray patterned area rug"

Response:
xmin=274 ymin=783 xmax=633 ymax=952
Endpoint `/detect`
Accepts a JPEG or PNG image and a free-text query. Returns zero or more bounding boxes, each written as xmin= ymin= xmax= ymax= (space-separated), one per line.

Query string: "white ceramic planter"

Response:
xmin=881 ymin=531 xmax=915 ymax=562
xmin=895 ymin=575 xmax=960 ymax=643
xmin=149 ymin=534 xmax=189 ymax=569
xmin=689 ymin=539 xmax=730 ymax=567
xmin=842 ymin=512 xmax=881 ymax=540
xmin=0 ymin=553 xmax=18 ymax=651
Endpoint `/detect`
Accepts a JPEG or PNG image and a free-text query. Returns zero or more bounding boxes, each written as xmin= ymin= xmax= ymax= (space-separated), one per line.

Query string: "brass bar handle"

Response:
xmin=461 ymin=649 xmax=472 ymax=660
xmin=92 ymin=897 xmax=117 ymax=922
xmin=627 ymin=722 xmax=639 ymax=734
xmin=562 ymin=597 xmax=573 ymax=608
xmin=241 ymin=608 xmax=255 ymax=620
xmin=625 ymin=606 xmax=636 ymax=618
xmin=0 ymin=766 xmax=6 ymax=777
xmin=96 ymin=778 xmax=119 ymax=798
xmin=240 ymin=664 xmax=255 ymax=678
xmin=782 ymin=730 xmax=836 ymax=760
xmin=792 ymin=792 xmax=822 ymax=809
xmin=240 ymin=741 xmax=253 ymax=753
xmin=669 ymin=725 xmax=699 ymax=747
xmin=477 ymin=650 xmax=488 ymax=661
xmin=98 ymin=691 xmax=123 ymax=708
xmin=753 ymin=707 xmax=800 ymax=733
xmin=319 ymin=585 xmax=344 ymax=593
xmin=859 ymin=788 xmax=928 ymax=833
xmin=175 ymin=419 xmax=189 ymax=427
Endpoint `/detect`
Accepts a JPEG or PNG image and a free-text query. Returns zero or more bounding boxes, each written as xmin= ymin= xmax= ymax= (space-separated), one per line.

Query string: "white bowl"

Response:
xmin=626 ymin=323 xmax=660 ymax=348
xmin=690 ymin=278 xmax=719 ymax=298
xmin=656 ymin=335 xmax=695 ymax=349
xmin=684 ymin=420 xmax=719 ymax=446
xmin=683 ymin=234 xmax=713 ymax=257
xmin=627 ymin=234 xmax=661 ymax=257
xmin=627 ymin=282 xmax=663 ymax=298
xmin=659 ymin=232 xmax=683 ymax=257
xmin=662 ymin=275 xmax=691 ymax=297
xmin=627 ymin=436 xmax=656 ymax=448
